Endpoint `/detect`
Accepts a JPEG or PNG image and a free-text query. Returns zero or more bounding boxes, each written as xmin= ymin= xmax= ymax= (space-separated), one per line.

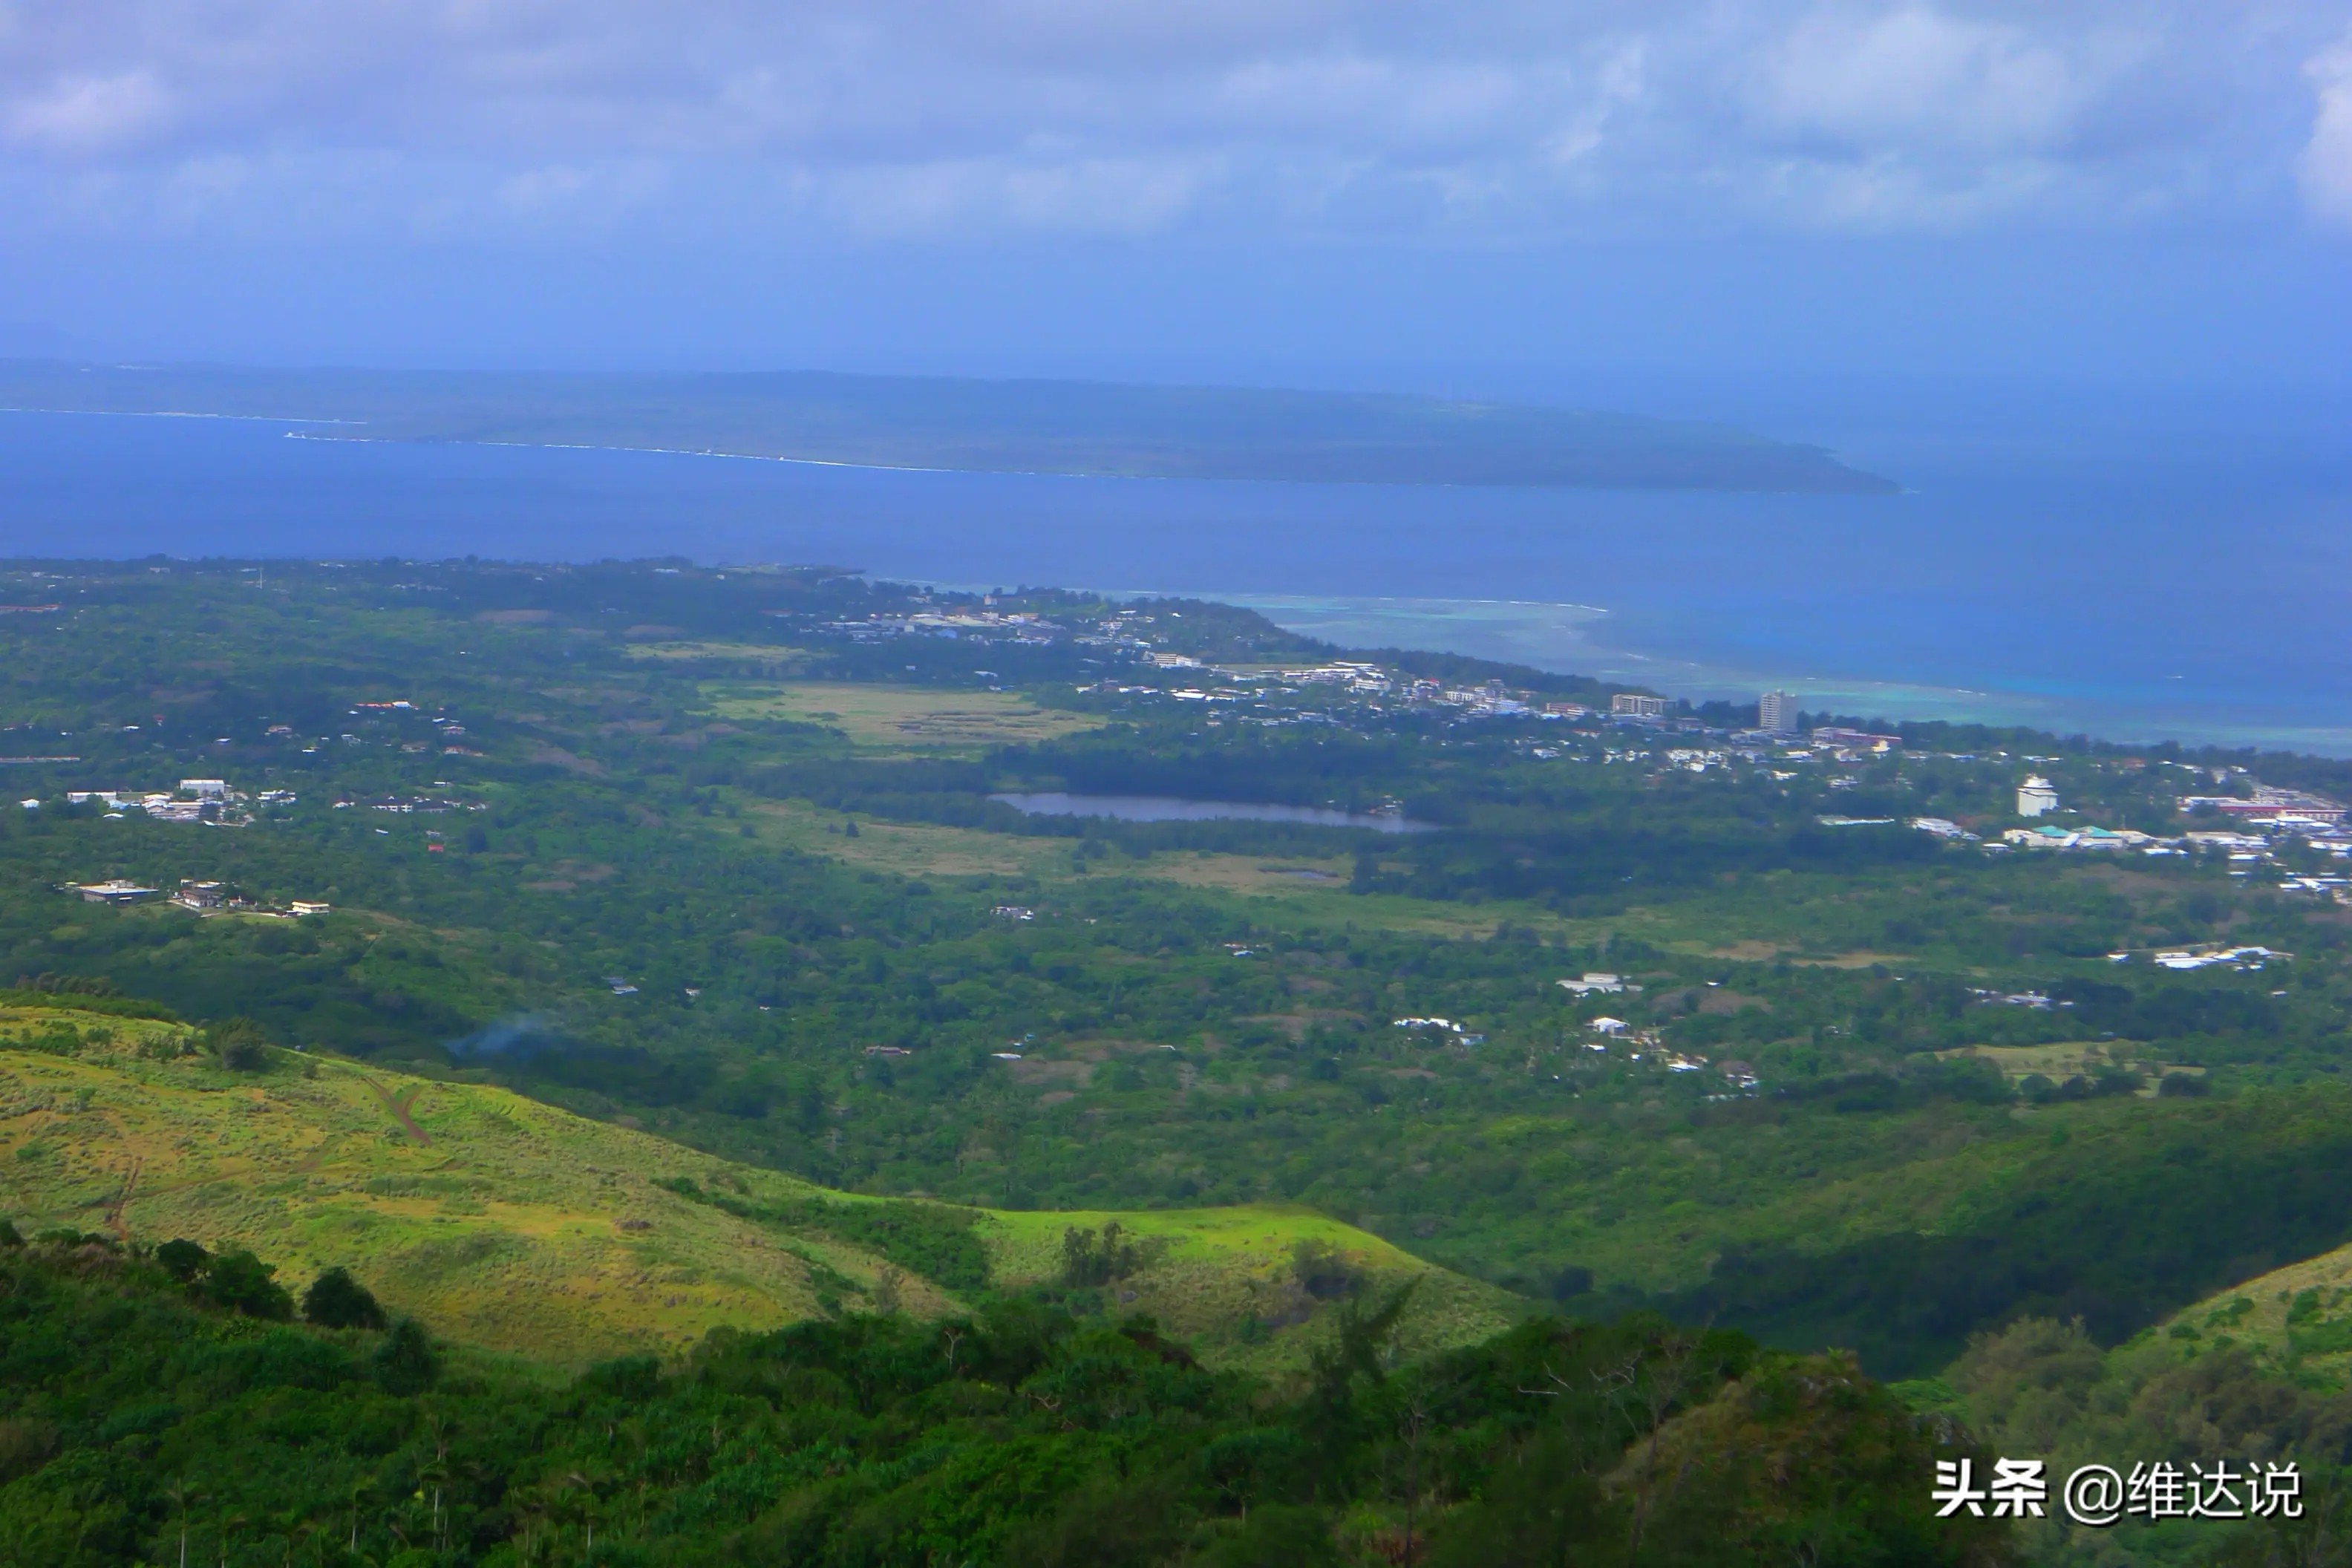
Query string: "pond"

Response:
xmin=988 ymin=792 xmax=1433 ymax=833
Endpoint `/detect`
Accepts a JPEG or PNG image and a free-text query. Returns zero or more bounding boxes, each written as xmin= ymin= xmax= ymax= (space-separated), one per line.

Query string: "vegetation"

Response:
xmin=4 ymin=556 xmax=2352 ymax=1561
xmin=0 ymin=1017 xmax=1513 ymax=1368
xmin=0 ymin=361 xmax=1902 ymax=491
xmin=0 ymin=1233 xmax=2005 ymax=1567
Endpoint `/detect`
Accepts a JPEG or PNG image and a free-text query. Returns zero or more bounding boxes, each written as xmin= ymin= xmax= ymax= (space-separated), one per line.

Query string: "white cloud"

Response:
xmin=2303 ymin=33 xmax=2352 ymax=225
xmin=0 ymin=1 xmax=2337 ymax=241
xmin=1751 ymin=7 xmax=2091 ymax=155
xmin=6 ymin=70 xmax=172 ymax=155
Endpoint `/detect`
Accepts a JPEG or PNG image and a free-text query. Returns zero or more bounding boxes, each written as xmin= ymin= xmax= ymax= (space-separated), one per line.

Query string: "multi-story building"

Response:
xmin=1758 ymin=691 xmax=1799 ymax=734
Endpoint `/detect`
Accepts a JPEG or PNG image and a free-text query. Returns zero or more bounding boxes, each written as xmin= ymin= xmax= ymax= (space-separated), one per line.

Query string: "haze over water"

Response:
xmin=2 ymin=375 xmax=2345 ymax=753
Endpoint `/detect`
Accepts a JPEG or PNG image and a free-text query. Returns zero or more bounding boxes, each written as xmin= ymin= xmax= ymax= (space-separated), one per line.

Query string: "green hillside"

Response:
xmin=0 ymin=1003 xmax=1517 ymax=1368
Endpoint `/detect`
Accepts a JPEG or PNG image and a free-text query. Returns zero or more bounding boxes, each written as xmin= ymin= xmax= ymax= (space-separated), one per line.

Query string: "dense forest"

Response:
xmin=0 ymin=1232 xmax=2006 ymax=1567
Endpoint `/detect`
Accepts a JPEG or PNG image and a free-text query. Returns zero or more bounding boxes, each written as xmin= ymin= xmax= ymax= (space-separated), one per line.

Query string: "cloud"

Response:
xmin=2304 ymin=33 xmax=2352 ymax=225
xmin=6 ymin=70 xmax=172 ymax=155
xmin=0 ymin=1 xmax=2339 ymax=241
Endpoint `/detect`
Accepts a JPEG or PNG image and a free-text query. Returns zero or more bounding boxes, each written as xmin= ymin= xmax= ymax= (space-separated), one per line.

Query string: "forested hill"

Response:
xmin=0 ymin=1231 xmax=2005 ymax=1567
xmin=0 ymin=359 xmax=1899 ymax=493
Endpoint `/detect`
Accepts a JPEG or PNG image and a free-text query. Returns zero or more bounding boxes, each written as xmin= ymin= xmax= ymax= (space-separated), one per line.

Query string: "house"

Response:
xmin=1588 ymin=1016 xmax=1630 ymax=1036
xmin=290 ymin=901 xmax=331 ymax=917
xmin=173 ymin=880 xmax=225 ymax=909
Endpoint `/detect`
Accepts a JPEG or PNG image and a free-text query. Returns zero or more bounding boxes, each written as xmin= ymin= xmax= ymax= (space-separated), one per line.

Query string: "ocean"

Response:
xmin=1 ymin=379 xmax=2345 ymax=752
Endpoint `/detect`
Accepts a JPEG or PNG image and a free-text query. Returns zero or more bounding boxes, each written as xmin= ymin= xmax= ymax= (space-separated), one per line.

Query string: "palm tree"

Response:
xmin=164 ymin=1477 xmax=205 ymax=1568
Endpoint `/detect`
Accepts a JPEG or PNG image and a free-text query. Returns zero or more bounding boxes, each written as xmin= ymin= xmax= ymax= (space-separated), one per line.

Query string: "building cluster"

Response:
xmin=2175 ymin=786 xmax=2347 ymax=829
xmin=1391 ymin=1016 xmax=1487 ymax=1045
xmin=333 ymin=794 xmax=487 ymax=814
xmin=63 ymin=877 xmax=328 ymax=918
xmin=2143 ymin=945 xmax=2287 ymax=972
xmin=60 ymin=779 xmax=288 ymax=826
xmin=814 ymin=607 xmax=1064 ymax=646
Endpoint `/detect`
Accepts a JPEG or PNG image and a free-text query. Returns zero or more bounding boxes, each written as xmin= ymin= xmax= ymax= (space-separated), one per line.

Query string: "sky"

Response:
xmin=0 ymin=1 xmax=2347 ymax=395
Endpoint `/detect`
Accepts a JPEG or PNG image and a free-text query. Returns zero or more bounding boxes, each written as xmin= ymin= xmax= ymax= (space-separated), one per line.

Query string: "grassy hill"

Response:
xmin=2157 ymin=1238 xmax=2352 ymax=1385
xmin=0 ymin=1002 xmax=1519 ymax=1369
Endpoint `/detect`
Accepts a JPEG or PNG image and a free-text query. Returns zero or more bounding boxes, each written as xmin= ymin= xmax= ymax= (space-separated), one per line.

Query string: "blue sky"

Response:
xmin=1 ymin=1 xmax=2347 ymax=393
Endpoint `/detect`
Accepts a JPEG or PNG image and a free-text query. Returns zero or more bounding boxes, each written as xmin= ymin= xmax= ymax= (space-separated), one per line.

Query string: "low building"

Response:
xmin=2179 ymin=791 xmax=2348 ymax=826
xmin=2017 ymin=776 xmax=2059 ymax=817
xmin=289 ymin=901 xmax=331 ymax=917
xmin=1558 ymin=973 xmax=1627 ymax=996
xmin=72 ymin=879 xmax=158 ymax=904
xmin=1812 ymin=727 xmax=1901 ymax=751
xmin=179 ymin=778 xmax=229 ymax=799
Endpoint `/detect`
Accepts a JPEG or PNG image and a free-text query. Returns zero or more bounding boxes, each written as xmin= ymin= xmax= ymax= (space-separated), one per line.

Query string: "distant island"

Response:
xmin=0 ymin=359 xmax=1898 ymax=494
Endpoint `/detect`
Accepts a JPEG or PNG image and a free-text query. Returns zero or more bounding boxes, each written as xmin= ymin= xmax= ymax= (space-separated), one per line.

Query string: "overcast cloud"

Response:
xmin=1 ymin=0 xmax=2346 ymax=242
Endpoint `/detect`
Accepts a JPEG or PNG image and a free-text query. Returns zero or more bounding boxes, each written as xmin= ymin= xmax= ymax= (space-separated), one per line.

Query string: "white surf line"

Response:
xmin=285 ymin=431 xmax=1060 ymax=480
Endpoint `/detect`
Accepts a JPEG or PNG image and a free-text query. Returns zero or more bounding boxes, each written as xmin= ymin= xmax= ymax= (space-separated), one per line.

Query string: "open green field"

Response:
xmin=736 ymin=793 xmax=1595 ymax=936
xmin=699 ymin=680 xmax=1106 ymax=752
xmin=623 ymin=639 xmax=812 ymax=669
xmin=979 ymin=1203 xmax=1519 ymax=1376
xmin=0 ymin=1006 xmax=1517 ymax=1371
xmin=745 ymin=796 xmax=1071 ymax=878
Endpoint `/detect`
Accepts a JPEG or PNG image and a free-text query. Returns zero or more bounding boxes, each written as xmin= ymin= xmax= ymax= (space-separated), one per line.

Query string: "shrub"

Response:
xmin=301 ymin=1267 xmax=388 ymax=1330
xmin=203 ymin=1017 xmax=272 ymax=1072
xmin=373 ymin=1319 xmax=440 ymax=1395
xmin=204 ymin=1250 xmax=293 ymax=1319
xmin=154 ymin=1238 xmax=210 ymax=1282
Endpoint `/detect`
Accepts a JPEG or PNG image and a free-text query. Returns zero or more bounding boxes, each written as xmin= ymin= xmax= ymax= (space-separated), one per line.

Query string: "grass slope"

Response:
xmin=0 ymin=1005 xmax=1519 ymax=1371
xmin=2159 ymin=1241 xmax=2352 ymax=1385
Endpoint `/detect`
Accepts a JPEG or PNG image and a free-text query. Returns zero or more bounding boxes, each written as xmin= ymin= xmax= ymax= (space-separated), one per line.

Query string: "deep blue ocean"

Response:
xmin=1 ymin=379 xmax=2345 ymax=752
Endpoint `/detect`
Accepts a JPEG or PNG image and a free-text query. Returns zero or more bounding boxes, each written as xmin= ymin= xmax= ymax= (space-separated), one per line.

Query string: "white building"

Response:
xmin=1558 ymin=973 xmax=1626 ymax=996
xmin=179 ymin=778 xmax=229 ymax=799
xmin=2018 ymin=776 xmax=2059 ymax=817
xmin=1610 ymin=693 xmax=1667 ymax=718
xmin=1758 ymin=691 xmax=1799 ymax=734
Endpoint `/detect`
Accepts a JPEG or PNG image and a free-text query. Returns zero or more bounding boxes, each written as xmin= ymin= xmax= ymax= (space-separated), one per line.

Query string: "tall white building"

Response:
xmin=1758 ymin=691 xmax=1798 ymax=734
xmin=2018 ymin=776 xmax=2059 ymax=817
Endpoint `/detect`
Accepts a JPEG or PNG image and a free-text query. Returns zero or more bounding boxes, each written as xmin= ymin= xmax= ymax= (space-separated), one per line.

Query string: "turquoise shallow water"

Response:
xmin=1 ymin=379 xmax=2345 ymax=751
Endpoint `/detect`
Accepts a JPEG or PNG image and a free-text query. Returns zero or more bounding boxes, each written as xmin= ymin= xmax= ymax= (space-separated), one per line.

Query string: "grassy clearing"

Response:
xmin=979 ymin=1203 xmax=1523 ymax=1379
xmin=736 ymin=800 xmax=1587 ymax=937
xmin=699 ymin=681 xmax=1105 ymax=753
xmin=0 ymin=1012 xmax=924 ymax=1362
xmin=2160 ymin=1249 xmax=2352 ymax=1385
xmin=623 ymin=641 xmax=812 ymax=668
xmin=745 ymin=797 xmax=1070 ymax=878
xmin=1936 ymin=1042 xmax=2203 ymax=1095
xmin=0 ymin=1007 xmax=1519 ymax=1373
